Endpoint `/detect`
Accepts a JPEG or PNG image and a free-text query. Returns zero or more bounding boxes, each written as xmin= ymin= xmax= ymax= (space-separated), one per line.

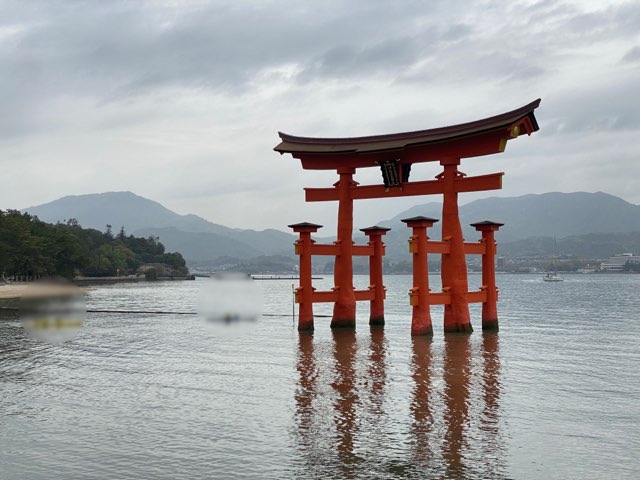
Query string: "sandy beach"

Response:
xmin=0 ymin=283 xmax=85 ymax=299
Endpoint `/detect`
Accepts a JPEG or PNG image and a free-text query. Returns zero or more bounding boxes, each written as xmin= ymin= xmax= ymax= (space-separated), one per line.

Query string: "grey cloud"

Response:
xmin=395 ymin=0 xmax=639 ymax=89
xmin=520 ymin=0 xmax=640 ymax=41
xmin=523 ymin=0 xmax=576 ymax=23
xmin=396 ymin=47 xmax=545 ymax=86
xmin=0 ymin=1 xmax=475 ymax=100
xmin=621 ymin=46 xmax=640 ymax=63
xmin=295 ymin=37 xmax=421 ymax=83
xmin=611 ymin=2 xmax=640 ymax=36
xmin=0 ymin=0 xmax=484 ymax=141
xmin=294 ymin=21 xmax=477 ymax=83
xmin=440 ymin=23 xmax=474 ymax=42
xmin=0 ymin=1 xmax=637 ymax=139
xmin=2 ymin=0 xmax=640 ymax=228
xmin=539 ymin=75 xmax=640 ymax=135
xmin=561 ymin=2 xmax=640 ymax=41
xmin=564 ymin=11 xmax=608 ymax=34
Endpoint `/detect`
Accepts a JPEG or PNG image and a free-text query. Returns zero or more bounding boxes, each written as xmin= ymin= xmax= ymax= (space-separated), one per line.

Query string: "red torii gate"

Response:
xmin=275 ymin=99 xmax=541 ymax=335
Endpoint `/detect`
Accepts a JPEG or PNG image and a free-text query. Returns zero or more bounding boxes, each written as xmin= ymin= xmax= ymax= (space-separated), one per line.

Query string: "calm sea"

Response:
xmin=1 ymin=274 xmax=639 ymax=479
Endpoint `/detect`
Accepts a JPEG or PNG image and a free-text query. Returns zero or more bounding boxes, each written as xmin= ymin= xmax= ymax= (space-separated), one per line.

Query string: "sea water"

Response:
xmin=1 ymin=275 xmax=639 ymax=479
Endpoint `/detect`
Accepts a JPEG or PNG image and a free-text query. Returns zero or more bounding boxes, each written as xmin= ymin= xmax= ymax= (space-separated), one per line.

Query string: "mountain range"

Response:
xmin=21 ymin=191 xmax=640 ymax=263
xmin=358 ymin=191 xmax=640 ymax=260
xmin=22 ymin=191 xmax=295 ymax=260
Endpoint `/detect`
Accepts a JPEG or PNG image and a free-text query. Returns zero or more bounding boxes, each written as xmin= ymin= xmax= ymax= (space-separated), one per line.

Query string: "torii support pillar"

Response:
xmin=289 ymin=222 xmax=322 ymax=332
xmin=471 ymin=221 xmax=503 ymax=331
xmin=402 ymin=216 xmax=438 ymax=336
xmin=440 ymin=158 xmax=473 ymax=334
xmin=360 ymin=226 xmax=391 ymax=326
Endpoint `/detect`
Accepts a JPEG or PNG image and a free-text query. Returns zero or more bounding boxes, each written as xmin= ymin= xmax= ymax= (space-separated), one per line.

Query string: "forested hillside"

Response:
xmin=23 ymin=191 xmax=295 ymax=260
xmin=0 ymin=210 xmax=187 ymax=279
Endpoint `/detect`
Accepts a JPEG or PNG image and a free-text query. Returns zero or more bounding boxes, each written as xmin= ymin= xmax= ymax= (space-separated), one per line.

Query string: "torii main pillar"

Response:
xmin=332 ymin=167 xmax=357 ymax=328
xmin=440 ymin=157 xmax=472 ymax=333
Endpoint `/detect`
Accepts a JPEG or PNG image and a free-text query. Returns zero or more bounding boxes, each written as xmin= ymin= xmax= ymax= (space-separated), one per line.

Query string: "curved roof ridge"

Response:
xmin=277 ymin=99 xmax=540 ymax=146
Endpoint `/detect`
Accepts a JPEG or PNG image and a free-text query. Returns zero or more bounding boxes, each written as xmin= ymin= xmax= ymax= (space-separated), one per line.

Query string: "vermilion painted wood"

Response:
xmin=463 ymin=243 xmax=486 ymax=255
xmin=361 ymin=227 xmax=390 ymax=326
xmin=403 ymin=217 xmax=437 ymax=336
xmin=304 ymin=172 xmax=503 ymax=202
xmin=274 ymin=99 xmax=541 ymax=168
xmin=298 ymin=289 xmax=376 ymax=304
xmin=282 ymin=100 xmax=540 ymax=334
xmin=351 ymin=245 xmax=375 ymax=256
xmin=308 ymin=244 xmax=339 ymax=256
xmin=308 ymin=244 xmax=375 ymax=256
xmin=439 ymin=158 xmax=473 ymax=333
xmin=289 ymin=223 xmax=321 ymax=331
xmin=472 ymin=222 xmax=503 ymax=331
xmin=466 ymin=291 xmax=489 ymax=303
xmin=331 ymin=168 xmax=357 ymax=328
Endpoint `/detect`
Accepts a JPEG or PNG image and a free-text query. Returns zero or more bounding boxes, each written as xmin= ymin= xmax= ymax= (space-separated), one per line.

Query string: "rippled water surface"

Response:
xmin=1 ymin=275 xmax=639 ymax=479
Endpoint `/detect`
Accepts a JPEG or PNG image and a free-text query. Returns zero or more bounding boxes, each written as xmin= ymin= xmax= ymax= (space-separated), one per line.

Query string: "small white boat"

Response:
xmin=543 ymin=272 xmax=564 ymax=282
xmin=543 ymin=236 xmax=564 ymax=282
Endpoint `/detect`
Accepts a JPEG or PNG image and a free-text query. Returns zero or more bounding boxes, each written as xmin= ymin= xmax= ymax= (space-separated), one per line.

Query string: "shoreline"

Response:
xmin=0 ymin=275 xmax=196 ymax=298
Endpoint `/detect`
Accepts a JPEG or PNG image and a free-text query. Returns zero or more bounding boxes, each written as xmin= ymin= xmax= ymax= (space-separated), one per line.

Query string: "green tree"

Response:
xmin=0 ymin=210 xmax=188 ymax=279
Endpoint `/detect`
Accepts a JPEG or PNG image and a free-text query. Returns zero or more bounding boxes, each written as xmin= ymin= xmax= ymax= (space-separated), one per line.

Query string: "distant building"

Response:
xmin=600 ymin=253 xmax=640 ymax=271
xmin=577 ymin=265 xmax=597 ymax=274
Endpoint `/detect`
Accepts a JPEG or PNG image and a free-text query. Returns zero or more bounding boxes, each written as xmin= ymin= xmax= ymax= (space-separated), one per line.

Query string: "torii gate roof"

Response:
xmin=274 ymin=99 xmax=541 ymax=170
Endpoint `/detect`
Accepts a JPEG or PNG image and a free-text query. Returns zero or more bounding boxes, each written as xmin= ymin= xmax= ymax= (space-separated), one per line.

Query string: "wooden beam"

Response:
xmin=309 ymin=288 xmax=375 ymax=303
xmin=309 ymin=244 xmax=339 ymax=256
xmin=456 ymin=172 xmax=503 ymax=193
xmin=354 ymin=289 xmax=375 ymax=301
xmin=308 ymin=243 xmax=374 ymax=256
xmin=352 ymin=245 xmax=375 ymax=256
xmin=425 ymin=241 xmax=451 ymax=254
xmin=428 ymin=292 xmax=452 ymax=305
xmin=310 ymin=290 xmax=339 ymax=303
xmin=305 ymin=172 xmax=503 ymax=202
xmin=463 ymin=242 xmax=486 ymax=255
xmin=466 ymin=290 xmax=488 ymax=303
xmin=295 ymin=129 xmax=513 ymax=170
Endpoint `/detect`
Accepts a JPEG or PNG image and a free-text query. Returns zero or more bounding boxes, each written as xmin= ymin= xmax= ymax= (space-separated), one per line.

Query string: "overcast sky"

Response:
xmin=1 ymin=0 xmax=639 ymax=231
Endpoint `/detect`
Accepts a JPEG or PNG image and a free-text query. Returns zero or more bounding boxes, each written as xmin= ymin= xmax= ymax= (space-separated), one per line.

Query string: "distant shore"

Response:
xmin=74 ymin=275 xmax=195 ymax=286
xmin=0 ymin=284 xmax=38 ymax=299
xmin=0 ymin=275 xmax=195 ymax=298
xmin=0 ymin=282 xmax=87 ymax=300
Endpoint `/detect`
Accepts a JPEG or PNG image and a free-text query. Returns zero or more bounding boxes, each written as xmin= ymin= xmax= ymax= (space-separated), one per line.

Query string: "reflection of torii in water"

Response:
xmin=293 ymin=331 xmax=505 ymax=477
xmin=277 ymin=99 xmax=541 ymax=335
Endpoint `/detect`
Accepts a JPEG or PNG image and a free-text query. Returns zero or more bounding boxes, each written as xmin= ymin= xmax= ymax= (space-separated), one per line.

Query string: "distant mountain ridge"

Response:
xmin=22 ymin=191 xmax=295 ymax=261
xmin=21 ymin=190 xmax=640 ymax=263
xmin=377 ymin=191 xmax=640 ymax=242
xmin=24 ymin=191 xmax=237 ymax=235
xmin=499 ymin=232 xmax=640 ymax=259
xmin=366 ymin=191 xmax=640 ymax=259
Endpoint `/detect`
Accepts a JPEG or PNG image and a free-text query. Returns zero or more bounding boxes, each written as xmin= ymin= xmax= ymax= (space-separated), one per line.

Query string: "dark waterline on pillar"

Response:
xmin=482 ymin=319 xmax=499 ymax=332
xmin=330 ymin=319 xmax=356 ymax=329
xmin=444 ymin=323 xmax=474 ymax=334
